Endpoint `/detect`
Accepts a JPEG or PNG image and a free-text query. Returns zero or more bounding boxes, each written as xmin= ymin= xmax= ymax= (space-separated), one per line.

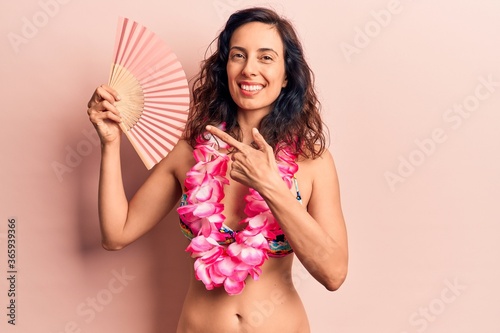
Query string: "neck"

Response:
xmin=236 ymin=110 xmax=267 ymax=144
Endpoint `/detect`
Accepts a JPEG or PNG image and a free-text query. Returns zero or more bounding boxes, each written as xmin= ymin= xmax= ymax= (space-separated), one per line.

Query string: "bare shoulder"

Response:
xmin=297 ymin=146 xmax=336 ymax=175
xmin=167 ymin=139 xmax=194 ymax=160
xmin=157 ymin=139 xmax=195 ymax=181
xmin=295 ymin=147 xmax=337 ymax=206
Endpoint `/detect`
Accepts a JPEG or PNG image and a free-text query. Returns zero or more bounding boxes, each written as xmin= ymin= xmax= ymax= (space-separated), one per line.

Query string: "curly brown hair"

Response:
xmin=183 ymin=7 xmax=326 ymax=159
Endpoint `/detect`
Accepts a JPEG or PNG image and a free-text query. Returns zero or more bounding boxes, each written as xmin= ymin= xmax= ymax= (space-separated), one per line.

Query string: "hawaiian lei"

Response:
xmin=177 ymin=129 xmax=298 ymax=295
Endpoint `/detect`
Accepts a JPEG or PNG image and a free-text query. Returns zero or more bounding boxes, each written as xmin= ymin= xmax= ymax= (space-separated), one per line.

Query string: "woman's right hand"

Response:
xmin=87 ymin=84 xmax=122 ymax=145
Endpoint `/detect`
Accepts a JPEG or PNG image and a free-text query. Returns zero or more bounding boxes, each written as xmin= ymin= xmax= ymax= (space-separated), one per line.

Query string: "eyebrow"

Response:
xmin=229 ymin=46 xmax=280 ymax=56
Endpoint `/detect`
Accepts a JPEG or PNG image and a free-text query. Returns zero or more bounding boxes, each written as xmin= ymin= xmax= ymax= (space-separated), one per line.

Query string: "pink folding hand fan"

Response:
xmin=108 ymin=17 xmax=190 ymax=169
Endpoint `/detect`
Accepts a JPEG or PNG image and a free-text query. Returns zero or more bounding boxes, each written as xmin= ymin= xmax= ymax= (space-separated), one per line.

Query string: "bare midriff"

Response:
xmin=176 ymin=255 xmax=310 ymax=333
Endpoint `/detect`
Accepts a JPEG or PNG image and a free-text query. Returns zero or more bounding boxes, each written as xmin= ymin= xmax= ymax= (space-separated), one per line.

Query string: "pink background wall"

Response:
xmin=1 ymin=0 xmax=499 ymax=332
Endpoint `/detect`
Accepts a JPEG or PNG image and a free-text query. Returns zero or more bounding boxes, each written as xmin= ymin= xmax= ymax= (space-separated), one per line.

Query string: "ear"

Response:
xmin=282 ymin=77 xmax=288 ymax=88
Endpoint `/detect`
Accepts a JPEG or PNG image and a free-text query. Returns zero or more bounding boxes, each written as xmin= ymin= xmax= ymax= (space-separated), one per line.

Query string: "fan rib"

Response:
xmin=108 ymin=17 xmax=190 ymax=169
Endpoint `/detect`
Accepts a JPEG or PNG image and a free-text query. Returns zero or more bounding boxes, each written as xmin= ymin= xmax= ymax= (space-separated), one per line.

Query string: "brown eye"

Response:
xmin=231 ymin=53 xmax=245 ymax=59
xmin=261 ymin=55 xmax=274 ymax=62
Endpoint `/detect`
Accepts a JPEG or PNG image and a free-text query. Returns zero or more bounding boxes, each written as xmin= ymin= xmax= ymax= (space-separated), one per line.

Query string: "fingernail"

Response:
xmin=206 ymin=125 xmax=212 ymax=130
xmin=116 ymin=95 xmax=121 ymax=101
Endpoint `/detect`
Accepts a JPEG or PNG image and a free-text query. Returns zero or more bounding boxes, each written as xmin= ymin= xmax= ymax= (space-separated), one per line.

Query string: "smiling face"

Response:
xmin=226 ymin=22 xmax=288 ymax=119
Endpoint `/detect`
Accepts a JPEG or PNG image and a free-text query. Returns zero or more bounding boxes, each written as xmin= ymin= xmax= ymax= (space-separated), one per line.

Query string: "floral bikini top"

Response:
xmin=178 ymin=177 xmax=302 ymax=258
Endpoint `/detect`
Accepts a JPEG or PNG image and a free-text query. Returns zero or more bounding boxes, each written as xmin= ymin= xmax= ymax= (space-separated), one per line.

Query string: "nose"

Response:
xmin=241 ymin=58 xmax=257 ymax=77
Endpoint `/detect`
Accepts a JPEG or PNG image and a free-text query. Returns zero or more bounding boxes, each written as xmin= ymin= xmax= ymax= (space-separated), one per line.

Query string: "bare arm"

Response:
xmin=87 ymin=85 xmax=185 ymax=250
xmin=258 ymin=149 xmax=348 ymax=291
xmin=98 ymin=142 xmax=184 ymax=250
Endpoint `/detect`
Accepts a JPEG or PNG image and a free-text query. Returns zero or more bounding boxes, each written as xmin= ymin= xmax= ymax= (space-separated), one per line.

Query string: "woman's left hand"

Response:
xmin=205 ymin=125 xmax=283 ymax=191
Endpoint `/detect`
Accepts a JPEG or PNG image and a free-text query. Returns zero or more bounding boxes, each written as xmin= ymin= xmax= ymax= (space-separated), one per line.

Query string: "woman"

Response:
xmin=87 ymin=7 xmax=348 ymax=333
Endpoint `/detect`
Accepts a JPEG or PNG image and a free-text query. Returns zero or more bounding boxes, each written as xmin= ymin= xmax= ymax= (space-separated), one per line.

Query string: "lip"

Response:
xmin=238 ymin=81 xmax=265 ymax=96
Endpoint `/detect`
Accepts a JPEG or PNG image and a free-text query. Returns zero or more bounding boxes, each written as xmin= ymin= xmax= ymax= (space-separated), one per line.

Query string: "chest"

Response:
xmin=220 ymin=160 xmax=312 ymax=231
xmin=177 ymin=147 xmax=313 ymax=231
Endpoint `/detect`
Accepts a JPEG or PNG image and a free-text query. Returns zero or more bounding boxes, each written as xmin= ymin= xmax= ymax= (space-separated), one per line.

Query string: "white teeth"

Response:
xmin=241 ymin=84 xmax=263 ymax=91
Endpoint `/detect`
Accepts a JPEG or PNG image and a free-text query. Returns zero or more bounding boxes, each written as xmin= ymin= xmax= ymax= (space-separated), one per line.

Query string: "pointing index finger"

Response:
xmin=206 ymin=125 xmax=245 ymax=150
